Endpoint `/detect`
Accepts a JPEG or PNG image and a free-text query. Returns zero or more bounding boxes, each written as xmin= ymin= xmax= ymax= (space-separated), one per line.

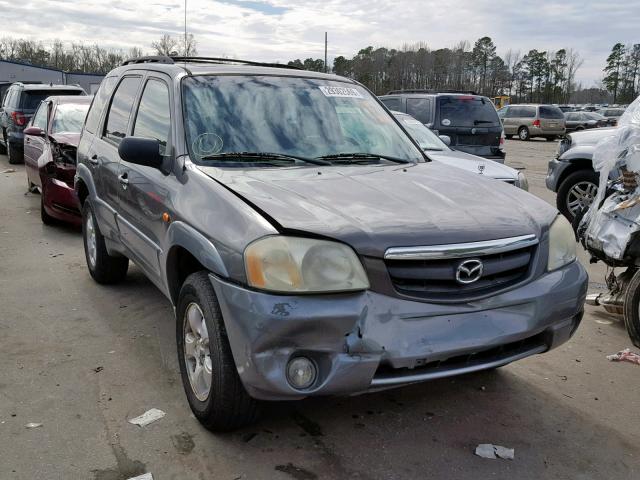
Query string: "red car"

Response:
xmin=23 ymin=96 xmax=91 ymax=226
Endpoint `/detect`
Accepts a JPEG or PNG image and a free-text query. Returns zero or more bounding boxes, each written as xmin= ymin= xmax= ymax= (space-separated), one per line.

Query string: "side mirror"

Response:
xmin=118 ymin=137 xmax=163 ymax=168
xmin=439 ymin=135 xmax=451 ymax=146
xmin=24 ymin=126 xmax=45 ymax=137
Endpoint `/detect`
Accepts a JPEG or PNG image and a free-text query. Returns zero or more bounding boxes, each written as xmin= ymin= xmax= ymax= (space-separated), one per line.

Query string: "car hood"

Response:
xmin=426 ymin=149 xmax=518 ymax=180
xmin=197 ymin=162 xmax=556 ymax=257
xmin=569 ymin=127 xmax=616 ymax=146
xmin=50 ymin=132 xmax=80 ymax=147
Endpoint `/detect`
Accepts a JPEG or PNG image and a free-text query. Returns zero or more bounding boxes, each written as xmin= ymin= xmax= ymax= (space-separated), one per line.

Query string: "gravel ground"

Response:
xmin=0 ymin=139 xmax=638 ymax=480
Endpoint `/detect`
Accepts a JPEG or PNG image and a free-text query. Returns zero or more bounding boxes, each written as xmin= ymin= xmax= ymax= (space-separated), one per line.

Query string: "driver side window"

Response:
xmin=32 ymin=102 xmax=48 ymax=130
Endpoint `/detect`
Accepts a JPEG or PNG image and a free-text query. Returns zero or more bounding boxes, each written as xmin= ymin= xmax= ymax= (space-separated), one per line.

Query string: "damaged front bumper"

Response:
xmin=210 ymin=261 xmax=587 ymax=401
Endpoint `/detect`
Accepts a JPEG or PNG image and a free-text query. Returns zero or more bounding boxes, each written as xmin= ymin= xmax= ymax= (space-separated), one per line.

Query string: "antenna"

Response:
xmin=184 ymin=0 xmax=187 ymax=59
xmin=324 ymin=32 xmax=328 ymax=73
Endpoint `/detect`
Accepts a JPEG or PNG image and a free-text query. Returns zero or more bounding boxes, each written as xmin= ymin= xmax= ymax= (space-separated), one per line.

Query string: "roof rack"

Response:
xmin=385 ymin=89 xmax=478 ymax=95
xmin=121 ymin=56 xmax=175 ymax=66
xmin=120 ymin=55 xmax=303 ymax=70
xmin=170 ymin=56 xmax=302 ymax=70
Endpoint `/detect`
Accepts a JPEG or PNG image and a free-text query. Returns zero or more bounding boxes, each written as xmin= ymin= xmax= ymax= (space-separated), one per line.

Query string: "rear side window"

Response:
xmin=5 ymin=88 xmax=17 ymax=108
xmin=566 ymin=113 xmax=579 ymax=121
xmin=380 ymin=97 xmax=401 ymax=111
xmin=509 ymin=106 xmax=536 ymax=118
xmin=84 ymin=77 xmax=117 ymax=134
xmin=539 ymin=106 xmax=564 ymax=119
xmin=438 ymin=96 xmax=499 ymax=127
xmin=406 ymin=98 xmax=431 ymax=124
xmin=133 ymin=79 xmax=171 ymax=155
xmin=104 ymin=77 xmax=142 ymax=145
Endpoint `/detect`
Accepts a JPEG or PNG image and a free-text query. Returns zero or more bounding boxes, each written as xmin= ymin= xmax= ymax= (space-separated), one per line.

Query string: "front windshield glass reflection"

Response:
xmin=182 ymin=75 xmax=423 ymax=164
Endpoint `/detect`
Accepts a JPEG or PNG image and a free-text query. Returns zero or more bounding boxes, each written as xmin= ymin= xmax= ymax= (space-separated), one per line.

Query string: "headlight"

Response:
xmin=516 ymin=171 xmax=529 ymax=191
xmin=245 ymin=236 xmax=369 ymax=293
xmin=547 ymin=215 xmax=576 ymax=271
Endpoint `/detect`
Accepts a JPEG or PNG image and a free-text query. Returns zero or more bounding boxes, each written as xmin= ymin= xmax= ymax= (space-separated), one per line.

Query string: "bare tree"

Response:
xmin=152 ymin=34 xmax=179 ymax=56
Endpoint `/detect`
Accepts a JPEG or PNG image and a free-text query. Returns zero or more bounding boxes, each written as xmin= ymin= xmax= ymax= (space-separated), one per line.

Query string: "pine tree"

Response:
xmin=603 ymin=43 xmax=626 ymax=103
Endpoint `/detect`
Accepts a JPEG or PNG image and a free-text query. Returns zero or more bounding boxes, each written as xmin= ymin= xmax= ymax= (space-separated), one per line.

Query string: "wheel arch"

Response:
xmin=74 ymin=163 xmax=97 ymax=206
xmin=165 ymin=221 xmax=230 ymax=305
xmin=556 ymin=159 xmax=596 ymax=191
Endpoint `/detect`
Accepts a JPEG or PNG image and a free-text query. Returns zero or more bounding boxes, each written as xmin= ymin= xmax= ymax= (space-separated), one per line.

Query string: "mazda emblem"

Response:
xmin=456 ymin=259 xmax=484 ymax=284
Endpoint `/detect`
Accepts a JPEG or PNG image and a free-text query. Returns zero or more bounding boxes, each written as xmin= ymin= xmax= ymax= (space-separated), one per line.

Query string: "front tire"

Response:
xmin=82 ymin=200 xmax=128 ymax=284
xmin=518 ymin=127 xmax=530 ymax=141
xmin=176 ymin=271 xmax=260 ymax=432
xmin=622 ymin=269 xmax=640 ymax=348
xmin=556 ymin=170 xmax=599 ymax=222
xmin=40 ymin=192 xmax=55 ymax=225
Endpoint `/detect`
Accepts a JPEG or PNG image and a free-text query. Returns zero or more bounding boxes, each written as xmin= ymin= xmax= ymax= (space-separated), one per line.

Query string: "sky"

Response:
xmin=0 ymin=0 xmax=637 ymax=85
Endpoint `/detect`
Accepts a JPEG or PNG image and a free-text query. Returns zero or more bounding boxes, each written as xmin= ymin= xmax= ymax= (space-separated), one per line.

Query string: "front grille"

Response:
xmin=385 ymin=240 xmax=536 ymax=302
xmin=456 ymin=134 xmax=499 ymax=146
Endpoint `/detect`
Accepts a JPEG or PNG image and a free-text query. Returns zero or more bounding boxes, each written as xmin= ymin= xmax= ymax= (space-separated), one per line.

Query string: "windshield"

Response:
xmin=182 ymin=75 xmax=423 ymax=165
xmin=395 ymin=114 xmax=449 ymax=151
xmin=438 ymin=96 xmax=500 ymax=127
xmin=51 ymin=103 xmax=90 ymax=134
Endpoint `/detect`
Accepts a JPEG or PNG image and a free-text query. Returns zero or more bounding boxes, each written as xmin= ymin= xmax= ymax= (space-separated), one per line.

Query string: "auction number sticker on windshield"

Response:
xmin=319 ymin=86 xmax=364 ymax=99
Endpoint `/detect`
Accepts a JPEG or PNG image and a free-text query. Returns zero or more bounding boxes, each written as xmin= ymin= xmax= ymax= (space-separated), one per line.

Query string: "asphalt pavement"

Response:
xmin=0 ymin=140 xmax=638 ymax=480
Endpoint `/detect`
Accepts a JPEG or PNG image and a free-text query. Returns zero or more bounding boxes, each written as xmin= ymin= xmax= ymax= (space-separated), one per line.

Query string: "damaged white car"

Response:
xmin=577 ymin=95 xmax=640 ymax=346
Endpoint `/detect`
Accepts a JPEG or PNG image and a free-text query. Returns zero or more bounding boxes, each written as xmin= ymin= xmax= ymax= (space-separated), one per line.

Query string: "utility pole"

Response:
xmin=324 ymin=32 xmax=328 ymax=73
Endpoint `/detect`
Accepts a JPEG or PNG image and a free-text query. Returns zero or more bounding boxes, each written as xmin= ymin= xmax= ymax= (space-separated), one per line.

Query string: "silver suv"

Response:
xmin=75 ymin=56 xmax=587 ymax=431
xmin=498 ymin=104 xmax=566 ymax=141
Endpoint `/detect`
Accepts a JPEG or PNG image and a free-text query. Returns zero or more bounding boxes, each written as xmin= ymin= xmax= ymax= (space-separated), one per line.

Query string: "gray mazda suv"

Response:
xmin=75 ymin=56 xmax=587 ymax=431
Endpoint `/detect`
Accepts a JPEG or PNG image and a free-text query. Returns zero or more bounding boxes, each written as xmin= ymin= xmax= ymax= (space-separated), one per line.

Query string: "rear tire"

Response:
xmin=505 ymin=134 xmax=514 ymax=139
xmin=622 ymin=269 xmax=640 ymax=348
xmin=7 ymin=142 xmax=22 ymax=164
xmin=546 ymin=136 xmax=556 ymax=141
xmin=82 ymin=200 xmax=128 ymax=284
xmin=518 ymin=127 xmax=530 ymax=141
xmin=0 ymin=131 xmax=7 ymax=155
xmin=177 ymin=271 xmax=261 ymax=432
xmin=556 ymin=170 xmax=599 ymax=222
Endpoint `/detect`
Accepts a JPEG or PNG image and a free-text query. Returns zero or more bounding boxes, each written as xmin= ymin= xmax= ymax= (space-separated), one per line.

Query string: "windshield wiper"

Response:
xmin=199 ymin=152 xmax=331 ymax=166
xmin=317 ymin=153 xmax=413 ymax=164
xmin=423 ymin=147 xmax=444 ymax=151
xmin=473 ymin=120 xmax=494 ymax=125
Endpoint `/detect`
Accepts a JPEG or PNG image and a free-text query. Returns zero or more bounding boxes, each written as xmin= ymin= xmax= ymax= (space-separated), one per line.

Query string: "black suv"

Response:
xmin=75 ymin=56 xmax=586 ymax=431
xmin=0 ymin=82 xmax=86 ymax=163
xmin=378 ymin=90 xmax=505 ymax=161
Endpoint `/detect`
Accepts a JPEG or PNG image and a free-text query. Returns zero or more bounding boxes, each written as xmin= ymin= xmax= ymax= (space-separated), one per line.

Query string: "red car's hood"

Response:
xmin=50 ymin=132 xmax=80 ymax=147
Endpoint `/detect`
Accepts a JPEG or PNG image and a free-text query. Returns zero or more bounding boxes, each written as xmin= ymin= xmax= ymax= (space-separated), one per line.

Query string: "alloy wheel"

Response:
xmin=566 ymin=181 xmax=598 ymax=216
xmin=85 ymin=214 xmax=97 ymax=268
xmin=183 ymin=302 xmax=213 ymax=402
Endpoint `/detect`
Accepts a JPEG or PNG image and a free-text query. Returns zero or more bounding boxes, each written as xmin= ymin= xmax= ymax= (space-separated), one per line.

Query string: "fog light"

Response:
xmin=286 ymin=357 xmax=317 ymax=390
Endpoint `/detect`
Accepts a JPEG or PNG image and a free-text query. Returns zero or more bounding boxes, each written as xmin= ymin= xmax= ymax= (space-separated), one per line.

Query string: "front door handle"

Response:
xmin=89 ymin=154 xmax=99 ymax=165
xmin=118 ymin=172 xmax=129 ymax=189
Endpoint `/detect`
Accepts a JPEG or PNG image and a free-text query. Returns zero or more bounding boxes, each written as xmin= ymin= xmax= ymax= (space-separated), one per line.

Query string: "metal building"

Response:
xmin=0 ymin=59 xmax=105 ymax=97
